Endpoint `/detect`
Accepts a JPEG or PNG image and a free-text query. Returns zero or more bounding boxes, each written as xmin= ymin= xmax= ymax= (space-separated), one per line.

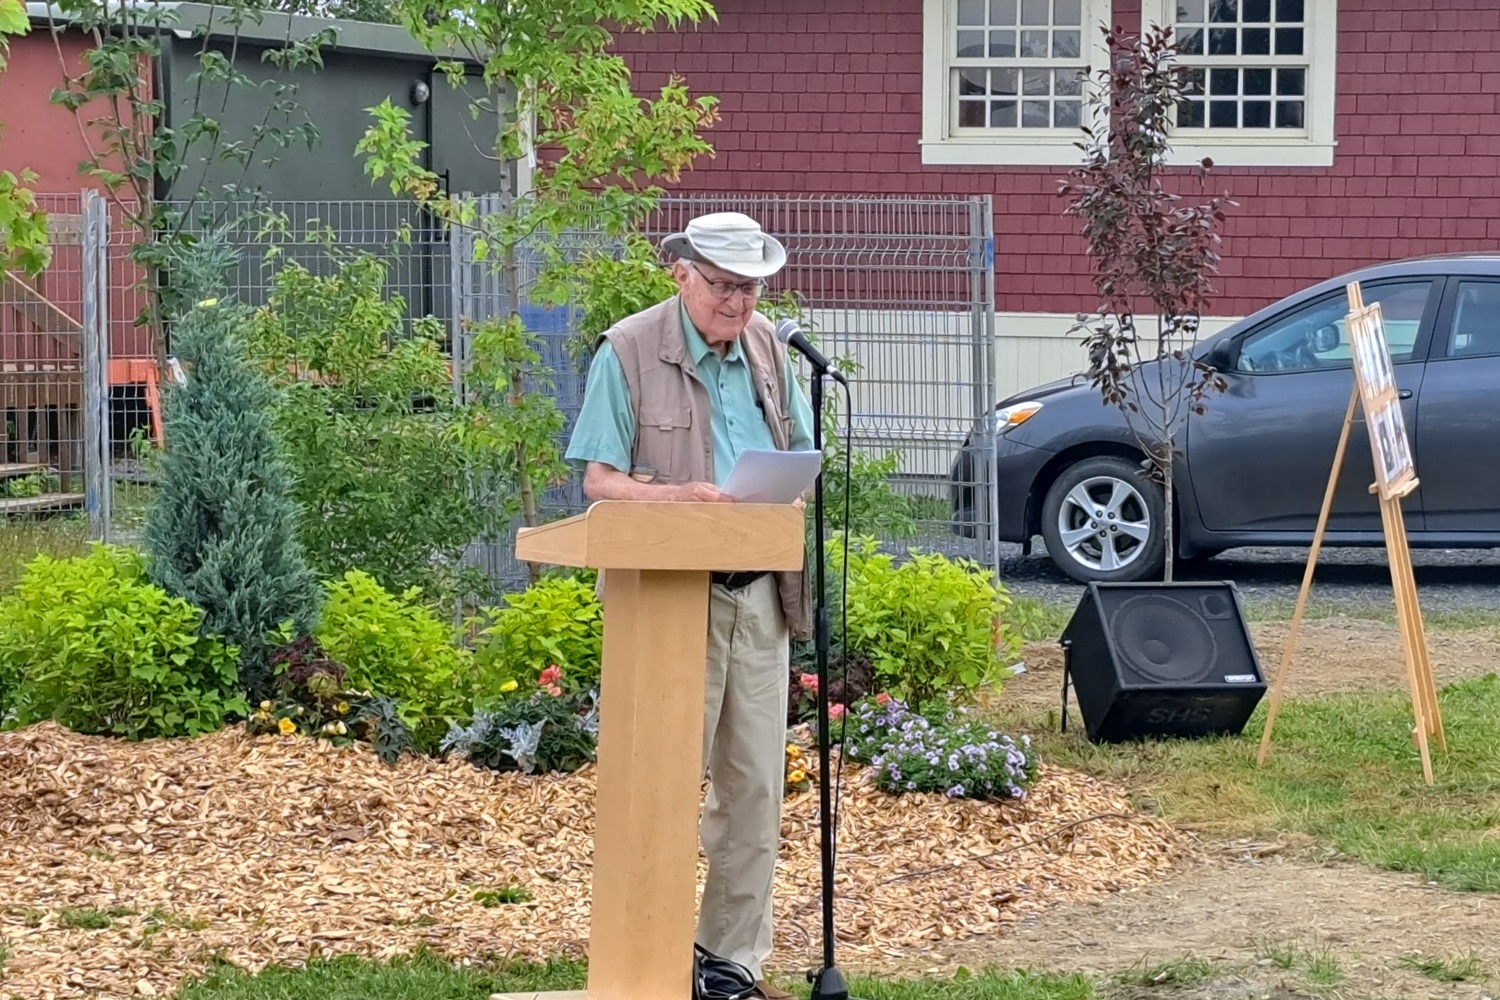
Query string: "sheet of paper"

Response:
xmin=720 ymin=448 xmax=823 ymax=504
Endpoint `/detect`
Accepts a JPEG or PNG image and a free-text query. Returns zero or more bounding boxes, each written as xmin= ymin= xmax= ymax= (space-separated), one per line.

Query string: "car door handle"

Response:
xmin=1398 ymin=389 xmax=1413 ymax=399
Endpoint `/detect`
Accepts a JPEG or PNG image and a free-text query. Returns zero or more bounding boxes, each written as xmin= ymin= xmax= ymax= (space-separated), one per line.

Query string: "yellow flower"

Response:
xmin=500 ymin=679 xmax=519 ymax=693
xmin=260 ymin=700 xmax=273 ymax=711
xmin=786 ymin=746 xmax=803 ymax=759
xmin=334 ymin=721 xmax=347 ymax=735
xmin=277 ymin=718 xmax=296 ymax=735
xmin=335 ymin=701 xmax=351 ymax=715
xmin=788 ymin=769 xmax=806 ymax=784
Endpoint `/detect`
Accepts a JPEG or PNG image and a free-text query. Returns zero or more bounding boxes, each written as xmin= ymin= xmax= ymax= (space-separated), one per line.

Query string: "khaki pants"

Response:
xmin=696 ymin=573 xmax=790 ymax=981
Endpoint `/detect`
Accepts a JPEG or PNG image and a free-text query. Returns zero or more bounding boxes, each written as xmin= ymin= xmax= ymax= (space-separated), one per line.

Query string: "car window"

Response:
xmin=1445 ymin=281 xmax=1500 ymax=358
xmin=1235 ymin=280 xmax=1433 ymax=374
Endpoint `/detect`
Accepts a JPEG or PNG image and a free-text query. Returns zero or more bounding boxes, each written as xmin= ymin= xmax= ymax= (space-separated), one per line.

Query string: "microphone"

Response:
xmin=775 ymin=319 xmax=848 ymax=385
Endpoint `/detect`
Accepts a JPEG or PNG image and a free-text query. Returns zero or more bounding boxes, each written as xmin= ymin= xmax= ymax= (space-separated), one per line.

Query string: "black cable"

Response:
xmin=828 ymin=378 xmax=853 ymax=872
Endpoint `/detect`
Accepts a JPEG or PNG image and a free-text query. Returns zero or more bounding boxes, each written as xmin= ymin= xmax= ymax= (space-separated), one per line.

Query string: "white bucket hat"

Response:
xmin=661 ymin=212 xmax=787 ymax=280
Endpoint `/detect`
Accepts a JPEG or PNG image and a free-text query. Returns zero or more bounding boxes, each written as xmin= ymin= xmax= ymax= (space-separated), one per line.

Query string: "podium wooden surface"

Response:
xmin=510 ymin=501 xmax=805 ymax=1000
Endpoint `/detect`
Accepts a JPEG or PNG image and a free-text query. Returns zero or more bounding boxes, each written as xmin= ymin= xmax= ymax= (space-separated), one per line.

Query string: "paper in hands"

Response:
xmin=720 ymin=448 xmax=822 ymax=504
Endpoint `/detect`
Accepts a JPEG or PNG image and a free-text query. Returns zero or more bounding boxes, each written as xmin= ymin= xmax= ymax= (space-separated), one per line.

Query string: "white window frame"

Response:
xmin=1142 ymin=0 xmax=1338 ymax=168
xmin=920 ymin=0 xmax=1113 ymax=166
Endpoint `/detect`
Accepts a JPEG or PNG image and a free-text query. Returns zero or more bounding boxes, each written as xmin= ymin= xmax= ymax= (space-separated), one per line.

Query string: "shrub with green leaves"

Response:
xmin=312 ymin=569 xmax=474 ymax=751
xmin=441 ymin=688 xmax=598 ymax=775
xmin=0 ymin=544 xmax=246 ymax=740
xmin=246 ymin=251 xmax=509 ymax=603
xmin=834 ymin=536 xmax=1018 ymax=707
xmin=472 ymin=573 xmax=603 ymax=695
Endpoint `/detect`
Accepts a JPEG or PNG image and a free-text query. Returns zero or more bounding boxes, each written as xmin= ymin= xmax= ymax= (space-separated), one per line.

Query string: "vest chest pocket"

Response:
xmin=637 ymin=405 xmax=697 ymax=483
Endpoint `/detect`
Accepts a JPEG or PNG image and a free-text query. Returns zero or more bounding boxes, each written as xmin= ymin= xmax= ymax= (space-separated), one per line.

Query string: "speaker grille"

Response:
xmin=1107 ymin=594 xmax=1218 ymax=684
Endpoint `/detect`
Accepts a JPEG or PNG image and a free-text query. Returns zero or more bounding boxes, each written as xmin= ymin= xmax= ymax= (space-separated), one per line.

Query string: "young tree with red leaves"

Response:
xmin=1059 ymin=23 xmax=1237 ymax=581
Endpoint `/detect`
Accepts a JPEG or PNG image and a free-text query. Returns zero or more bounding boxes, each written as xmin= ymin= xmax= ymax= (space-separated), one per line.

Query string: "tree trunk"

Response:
xmin=504 ymin=240 xmax=542 ymax=584
xmin=1161 ymin=438 xmax=1175 ymax=583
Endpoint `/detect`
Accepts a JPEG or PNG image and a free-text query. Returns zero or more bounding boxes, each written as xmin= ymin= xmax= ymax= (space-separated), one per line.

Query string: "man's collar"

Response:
xmin=680 ymin=301 xmax=744 ymax=363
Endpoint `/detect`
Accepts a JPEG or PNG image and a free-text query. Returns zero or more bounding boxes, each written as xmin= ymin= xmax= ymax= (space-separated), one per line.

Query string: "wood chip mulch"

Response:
xmin=0 ymin=722 xmax=1188 ymax=999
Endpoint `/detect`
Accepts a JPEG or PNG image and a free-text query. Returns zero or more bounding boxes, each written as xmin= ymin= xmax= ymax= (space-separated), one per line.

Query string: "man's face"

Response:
xmin=673 ymin=260 xmax=765 ymax=346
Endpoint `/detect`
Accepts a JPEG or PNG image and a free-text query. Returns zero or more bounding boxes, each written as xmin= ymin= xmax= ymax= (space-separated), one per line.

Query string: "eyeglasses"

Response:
xmin=690 ymin=263 xmax=765 ymax=300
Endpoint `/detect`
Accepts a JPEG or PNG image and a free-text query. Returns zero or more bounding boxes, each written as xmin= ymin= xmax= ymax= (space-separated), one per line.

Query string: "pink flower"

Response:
xmin=539 ymin=665 xmax=562 ymax=687
xmin=545 ymin=684 xmax=563 ymax=697
xmin=799 ymin=672 xmax=818 ymax=693
xmin=828 ymin=703 xmax=847 ymax=720
xmin=874 ymin=692 xmax=891 ymax=706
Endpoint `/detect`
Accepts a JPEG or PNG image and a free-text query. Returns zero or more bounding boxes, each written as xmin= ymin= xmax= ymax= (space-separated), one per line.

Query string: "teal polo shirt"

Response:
xmin=565 ymin=305 xmax=817 ymax=488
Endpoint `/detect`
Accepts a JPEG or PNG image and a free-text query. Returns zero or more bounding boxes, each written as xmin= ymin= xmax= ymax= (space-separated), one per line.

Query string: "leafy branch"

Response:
xmin=0 ymin=0 xmax=50 ymax=275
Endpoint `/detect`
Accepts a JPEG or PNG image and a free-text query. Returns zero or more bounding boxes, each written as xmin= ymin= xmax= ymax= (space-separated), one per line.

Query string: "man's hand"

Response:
xmin=792 ymin=496 xmax=806 ymax=510
xmin=675 ymin=481 xmax=734 ymax=502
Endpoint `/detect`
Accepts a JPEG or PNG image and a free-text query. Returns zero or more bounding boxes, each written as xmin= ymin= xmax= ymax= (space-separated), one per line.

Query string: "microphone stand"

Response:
xmin=805 ymin=363 xmax=848 ymax=1000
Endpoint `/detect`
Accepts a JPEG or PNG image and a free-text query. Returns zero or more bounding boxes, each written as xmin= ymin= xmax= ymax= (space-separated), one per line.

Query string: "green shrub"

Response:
xmin=0 ymin=544 xmax=246 ymax=740
xmin=246 ymin=252 xmax=509 ymax=603
xmin=441 ymin=688 xmax=598 ymax=775
xmin=472 ymin=573 xmax=602 ymax=695
xmin=313 ymin=570 xmax=474 ymax=751
xmin=835 ymin=536 xmax=1017 ymax=708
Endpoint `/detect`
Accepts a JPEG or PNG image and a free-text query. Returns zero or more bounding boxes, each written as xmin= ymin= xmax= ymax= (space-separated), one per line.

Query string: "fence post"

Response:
xmin=80 ymin=190 xmax=109 ymax=541
xmin=978 ymin=195 xmax=1001 ymax=577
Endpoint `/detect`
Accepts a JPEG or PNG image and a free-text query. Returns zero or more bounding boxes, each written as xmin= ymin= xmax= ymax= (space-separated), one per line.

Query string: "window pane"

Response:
xmin=1275 ymin=27 xmax=1304 ymax=54
xmin=1210 ymin=68 xmax=1239 ymax=94
xmin=1210 ymin=100 xmax=1238 ymax=127
xmin=1242 ymin=27 xmax=1271 ymax=54
xmin=1239 ymin=283 xmax=1431 ymax=373
xmin=959 ymin=101 xmax=986 ymax=127
xmin=1020 ymin=0 xmax=1048 ymax=24
xmin=1275 ymin=99 xmax=1304 ymax=128
xmin=1022 ymin=100 xmax=1050 ymax=126
xmin=1277 ymin=68 xmax=1305 ymax=96
xmin=1176 ymin=0 xmax=1205 ymax=22
xmin=990 ymin=30 xmax=1017 ymax=56
xmin=957 ymin=30 xmax=985 ymax=56
xmin=1209 ymin=27 xmax=1237 ymax=54
xmin=1209 ymin=0 xmax=1237 ymax=22
xmin=1055 ymin=100 xmax=1082 ymax=126
xmin=990 ymin=0 xmax=1018 ymax=24
xmin=1447 ymin=283 xmax=1500 ymax=358
xmin=990 ymin=100 xmax=1018 ymax=126
xmin=1020 ymin=29 xmax=1049 ymax=55
xmin=958 ymin=0 xmax=985 ymax=25
xmin=1054 ymin=0 xmax=1083 ymax=25
xmin=1053 ymin=29 xmax=1081 ymax=57
xmin=1243 ymin=100 xmax=1271 ymax=127
xmin=1243 ymin=67 xmax=1272 ymax=95
xmin=1055 ymin=67 xmax=1083 ymax=95
xmin=1178 ymin=27 xmax=1204 ymax=54
xmin=1023 ymin=68 xmax=1051 ymax=94
xmin=992 ymin=68 xmax=1018 ymax=93
xmin=1243 ymin=0 xmax=1270 ymax=21
xmin=1185 ymin=67 xmax=1207 ymax=95
xmin=958 ymin=69 xmax=987 ymax=95
xmin=1178 ymin=99 xmax=1205 ymax=127
xmin=1276 ymin=0 xmax=1304 ymax=21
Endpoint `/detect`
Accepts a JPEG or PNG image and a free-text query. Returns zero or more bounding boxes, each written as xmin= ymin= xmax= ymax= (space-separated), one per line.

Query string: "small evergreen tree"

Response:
xmin=144 ymin=232 xmax=322 ymax=701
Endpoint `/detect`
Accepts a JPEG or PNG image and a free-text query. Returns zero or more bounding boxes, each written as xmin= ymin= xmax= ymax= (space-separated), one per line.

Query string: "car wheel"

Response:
xmin=1040 ymin=456 xmax=1165 ymax=583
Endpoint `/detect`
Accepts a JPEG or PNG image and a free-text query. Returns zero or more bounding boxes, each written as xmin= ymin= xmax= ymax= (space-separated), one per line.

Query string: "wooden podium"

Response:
xmin=511 ymin=500 xmax=806 ymax=1000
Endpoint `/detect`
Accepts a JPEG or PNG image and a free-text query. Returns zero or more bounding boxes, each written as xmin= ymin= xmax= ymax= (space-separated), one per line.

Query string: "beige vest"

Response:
xmin=595 ymin=295 xmax=812 ymax=642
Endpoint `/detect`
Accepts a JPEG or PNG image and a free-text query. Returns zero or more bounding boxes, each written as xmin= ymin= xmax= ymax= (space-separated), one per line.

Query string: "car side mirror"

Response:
xmin=1308 ymin=323 xmax=1341 ymax=354
xmin=1201 ymin=339 xmax=1236 ymax=372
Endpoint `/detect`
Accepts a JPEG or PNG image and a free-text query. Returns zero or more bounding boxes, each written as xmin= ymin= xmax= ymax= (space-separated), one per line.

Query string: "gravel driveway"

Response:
xmin=992 ymin=542 xmax=1500 ymax=615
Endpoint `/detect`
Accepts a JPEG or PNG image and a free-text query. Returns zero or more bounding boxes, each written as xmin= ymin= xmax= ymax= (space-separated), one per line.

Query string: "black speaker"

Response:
xmin=1059 ymin=581 xmax=1267 ymax=743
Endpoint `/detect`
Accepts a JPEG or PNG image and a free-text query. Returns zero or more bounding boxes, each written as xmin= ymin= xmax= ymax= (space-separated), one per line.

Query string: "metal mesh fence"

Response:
xmin=21 ymin=191 xmax=999 ymax=595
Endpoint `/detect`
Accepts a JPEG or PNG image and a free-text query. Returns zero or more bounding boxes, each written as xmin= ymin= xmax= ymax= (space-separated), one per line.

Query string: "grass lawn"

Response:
xmin=994 ymin=659 xmax=1500 ymax=893
xmin=172 ymin=952 xmax=1096 ymax=1000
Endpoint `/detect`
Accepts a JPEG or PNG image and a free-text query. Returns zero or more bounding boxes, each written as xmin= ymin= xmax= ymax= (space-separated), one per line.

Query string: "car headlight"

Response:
xmin=995 ymin=400 xmax=1043 ymax=433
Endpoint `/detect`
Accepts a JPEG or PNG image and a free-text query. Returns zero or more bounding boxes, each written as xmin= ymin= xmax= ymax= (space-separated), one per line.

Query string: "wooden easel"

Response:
xmin=1256 ymin=282 xmax=1446 ymax=784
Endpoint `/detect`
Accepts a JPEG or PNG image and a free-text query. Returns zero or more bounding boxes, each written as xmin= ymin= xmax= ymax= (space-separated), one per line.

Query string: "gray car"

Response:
xmin=950 ymin=253 xmax=1500 ymax=583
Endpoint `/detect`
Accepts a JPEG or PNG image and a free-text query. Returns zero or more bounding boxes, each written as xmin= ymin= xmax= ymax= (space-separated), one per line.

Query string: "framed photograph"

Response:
xmin=1368 ymin=396 xmax=1415 ymax=497
xmin=1349 ymin=302 xmax=1397 ymax=403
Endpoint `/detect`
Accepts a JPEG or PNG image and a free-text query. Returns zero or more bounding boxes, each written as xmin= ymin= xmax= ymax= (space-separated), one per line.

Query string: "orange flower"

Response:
xmin=277 ymin=718 xmax=296 ymax=735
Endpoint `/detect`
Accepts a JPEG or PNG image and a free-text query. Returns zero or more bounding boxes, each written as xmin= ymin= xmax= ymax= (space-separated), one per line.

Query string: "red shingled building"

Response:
xmin=610 ymin=0 xmax=1500 ymax=391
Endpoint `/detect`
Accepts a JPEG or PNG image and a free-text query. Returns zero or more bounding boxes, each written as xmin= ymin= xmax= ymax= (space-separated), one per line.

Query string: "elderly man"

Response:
xmin=564 ymin=212 xmax=815 ymax=998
